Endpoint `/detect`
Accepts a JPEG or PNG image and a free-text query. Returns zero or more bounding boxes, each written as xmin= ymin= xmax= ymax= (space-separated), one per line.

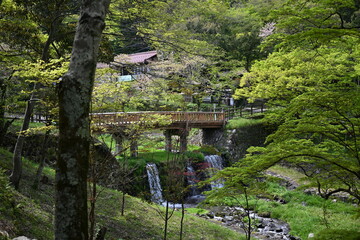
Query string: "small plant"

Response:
xmin=186 ymin=208 xmax=209 ymax=215
xmin=183 ymin=151 xmax=204 ymax=162
xmin=0 ymin=169 xmax=16 ymax=215
xmin=198 ymin=145 xmax=219 ymax=155
xmin=225 ymin=117 xmax=263 ymax=129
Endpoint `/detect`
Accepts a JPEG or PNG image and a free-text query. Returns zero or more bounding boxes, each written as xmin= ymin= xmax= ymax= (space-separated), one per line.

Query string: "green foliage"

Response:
xmin=314 ymin=229 xmax=360 ymax=240
xmin=226 ymin=117 xmax=263 ymax=129
xmin=186 ymin=208 xmax=209 ymax=215
xmin=183 ymin=151 xmax=205 ymax=162
xmin=270 ymin=0 xmax=360 ymax=49
xmin=0 ymin=169 xmax=15 ymax=216
xmin=241 ymin=89 xmax=360 ymax=200
xmin=93 ymin=71 xmax=144 ymax=112
xmin=235 ymin=38 xmax=360 ymax=105
xmin=232 ymin=1 xmax=360 ymax=203
xmin=198 ymin=145 xmax=219 ymax=155
xmin=205 ymin=172 xmax=359 ymax=239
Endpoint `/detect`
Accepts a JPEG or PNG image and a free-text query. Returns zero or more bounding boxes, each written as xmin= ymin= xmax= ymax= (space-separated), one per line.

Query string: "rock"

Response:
xmin=199 ymin=214 xmax=209 ymax=219
xmin=224 ymin=215 xmax=234 ymax=221
xmin=13 ymin=237 xmax=35 ymax=240
xmin=0 ymin=231 xmax=9 ymax=238
xmin=258 ymin=212 xmax=271 ymax=218
xmin=257 ymin=222 xmax=265 ymax=228
xmin=234 ymin=207 xmax=243 ymax=211
xmin=213 ymin=216 xmax=223 ymax=222
xmin=206 ymin=212 xmax=214 ymax=218
xmin=308 ymin=233 xmax=315 ymax=238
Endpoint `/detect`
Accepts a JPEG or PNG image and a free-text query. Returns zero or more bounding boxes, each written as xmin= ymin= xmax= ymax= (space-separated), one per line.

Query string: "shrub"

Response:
xmin=225 ymin=117 xmax=263 ymax=129
xmin=198 ymin=145 xmax=219 ymax=155
xmin=183 ymin=151 xmax=204 ymax=162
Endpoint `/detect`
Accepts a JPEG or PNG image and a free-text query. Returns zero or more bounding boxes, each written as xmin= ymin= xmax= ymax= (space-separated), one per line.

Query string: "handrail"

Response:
xmin=91 ymin=111 xmax=225 ymax=127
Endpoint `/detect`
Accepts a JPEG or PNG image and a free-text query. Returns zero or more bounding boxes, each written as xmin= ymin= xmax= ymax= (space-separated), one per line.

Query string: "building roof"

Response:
xmin=96 ymin=62 xmax=110 ymax=69
xmin=128 ymin=50 xmax=157 ymax=63
xmin=114 ymin=50 xmax=157 ymax=64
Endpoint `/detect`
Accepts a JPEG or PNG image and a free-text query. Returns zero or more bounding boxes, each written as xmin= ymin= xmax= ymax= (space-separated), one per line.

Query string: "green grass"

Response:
xmin=225 ymin=117 xmax=263 ymax=129
xmin=261 ymin=175 xmax=360 ymax=239
xmin=186 ymin=208 xmax=209 ymax=215
xmin=8 ymin=120 xmax=46 ymax=133
xmin=268 ymin=165 xmax=308 ymax=185
xmin=203 ymin=178 xmax=359 ymax=240
xmin=0 ymin=147 xmax=246 ymax=240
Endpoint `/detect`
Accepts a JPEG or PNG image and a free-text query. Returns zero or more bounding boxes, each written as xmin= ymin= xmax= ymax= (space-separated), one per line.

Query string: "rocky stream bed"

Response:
xmin=197 ymin=206 xmax=301 ymax=240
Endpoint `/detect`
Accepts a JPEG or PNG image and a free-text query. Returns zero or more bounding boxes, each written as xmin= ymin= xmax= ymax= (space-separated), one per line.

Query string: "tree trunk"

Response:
xmin=9 ymin=12 xmax=58 ymax=189
xmin=55 ymin=1 xmax=110 ymax=239
xmin=121 ymin=191 xmax=125 ymax=216
xmin=32 ymin=128 xmax=51 ymax=190
xmin=163 ymin=201 xmax=169 ymax=240
xmin=179 ymin=201 xmax=185 ymax=240
xmin=10 ymin=99 xmax=35 ymax=189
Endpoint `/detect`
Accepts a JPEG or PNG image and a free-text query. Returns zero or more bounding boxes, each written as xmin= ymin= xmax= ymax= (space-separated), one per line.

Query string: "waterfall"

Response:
xmin=146 ymin=163 xmax=164 ymax=204
xmin=186 ymin=164 xmax=198 ymax=196
xmin=204 ymin=155 xmax=224 ymax=189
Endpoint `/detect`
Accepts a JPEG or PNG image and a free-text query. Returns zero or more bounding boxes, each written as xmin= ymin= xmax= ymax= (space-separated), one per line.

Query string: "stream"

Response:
xmin=146 ymin=156 xmax=300 ymax=240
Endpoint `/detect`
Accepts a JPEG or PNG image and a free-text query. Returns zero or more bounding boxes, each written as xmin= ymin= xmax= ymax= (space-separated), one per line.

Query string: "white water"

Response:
xmin=186 ymin=164 xmax=198 ymax=195
xmin=146 ymin=163 xmax=164 ymax=204
xmin=146 ymin=155 xmax=224 ymax=206
xmin=204 ymin=155 xmax=224 ymax=189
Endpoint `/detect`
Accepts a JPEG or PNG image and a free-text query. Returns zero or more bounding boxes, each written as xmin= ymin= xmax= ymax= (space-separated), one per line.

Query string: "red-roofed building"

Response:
xmin=111 ymin=50 xmax=158 ymax=81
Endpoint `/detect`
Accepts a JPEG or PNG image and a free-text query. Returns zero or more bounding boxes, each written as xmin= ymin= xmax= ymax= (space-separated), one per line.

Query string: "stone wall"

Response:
xmin=212 ymin=123 xmax=272 ymax=164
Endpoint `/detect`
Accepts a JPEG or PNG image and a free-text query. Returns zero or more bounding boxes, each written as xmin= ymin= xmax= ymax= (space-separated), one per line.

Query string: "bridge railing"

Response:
xmin=91 ymin=111 xmax=225 ymax=126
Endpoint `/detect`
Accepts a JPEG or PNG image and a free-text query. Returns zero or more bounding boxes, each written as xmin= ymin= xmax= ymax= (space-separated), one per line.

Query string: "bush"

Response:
xmin=225 ymin=117 xmax=263 ymax=129
xmin=314 ymin=229 xmax=360 ymax=240
xmin=198 ymin=145 xmax=219 ymax=155
xmin=183 ymin=151 xmax=204 ymax=162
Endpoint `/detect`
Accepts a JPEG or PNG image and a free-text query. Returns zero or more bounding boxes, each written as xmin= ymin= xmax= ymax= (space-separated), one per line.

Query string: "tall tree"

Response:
xmin=2 ymin=0 xmax=78 ymax=188
xmin=230 ymin=0 xmax=360 ymax=201
xmin=55 ymin=0 xmax=110 ymax=239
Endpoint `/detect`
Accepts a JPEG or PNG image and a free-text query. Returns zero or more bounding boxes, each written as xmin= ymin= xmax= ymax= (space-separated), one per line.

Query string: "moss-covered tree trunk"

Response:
xmin=55 ymin=0 xmax=110 ymax=239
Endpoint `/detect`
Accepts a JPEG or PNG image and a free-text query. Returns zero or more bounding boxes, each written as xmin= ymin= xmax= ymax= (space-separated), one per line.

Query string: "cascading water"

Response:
xmin=186 ymin=164 xmax=198 ymax=195
xmin=146 ymin=163 xmax=164 ymax=204
xmin=204 ymin=155 xmax=224 ymax=189
xmin=146 ymin=156 xmax=224 ymax=206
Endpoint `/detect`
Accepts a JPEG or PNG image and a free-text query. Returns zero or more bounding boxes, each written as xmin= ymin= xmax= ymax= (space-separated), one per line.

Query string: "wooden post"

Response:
xmin=164 ymin=130 xmax=172 ymax=152
xmin=179 ymin=129 xmax=188 ymax=153
xmin=130 ymin=139 xmax=138 ymax=158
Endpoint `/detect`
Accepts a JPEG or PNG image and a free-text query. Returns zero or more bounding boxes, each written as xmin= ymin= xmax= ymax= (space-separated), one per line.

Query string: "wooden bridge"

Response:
xmin=91 ymin=111 xmax=226 ymax=131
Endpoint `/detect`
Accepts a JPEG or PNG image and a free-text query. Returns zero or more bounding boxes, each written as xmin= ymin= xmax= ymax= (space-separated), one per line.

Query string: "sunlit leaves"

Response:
xmin=270 ymin=0 xmax=360 ymax=49
xmin=235 ymin=37 xmax=360 ymax=105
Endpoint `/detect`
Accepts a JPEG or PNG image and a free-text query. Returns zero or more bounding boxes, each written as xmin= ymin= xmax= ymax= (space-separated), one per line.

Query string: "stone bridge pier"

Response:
xmin=164 ymin=129 xmax=189 ymax=153
xmin=202 ymin=128 xmax=224 ymax=146
xmin=164 ymin=127 xmax=224 ymax=152
xmin=112 ymin=132 xmax=138 ymax=158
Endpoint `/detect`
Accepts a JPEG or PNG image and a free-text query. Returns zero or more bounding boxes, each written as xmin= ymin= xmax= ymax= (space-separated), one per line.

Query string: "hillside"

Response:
xmin=0 ymin=148 xmax=245 ymax=240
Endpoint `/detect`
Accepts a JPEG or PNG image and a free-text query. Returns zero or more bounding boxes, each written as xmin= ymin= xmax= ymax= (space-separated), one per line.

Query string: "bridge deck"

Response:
xmin=91 ymin=111 xmax=226 ymax=130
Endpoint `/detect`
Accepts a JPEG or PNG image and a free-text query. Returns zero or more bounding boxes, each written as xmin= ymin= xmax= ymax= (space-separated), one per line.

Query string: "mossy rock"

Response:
xmin=314 ymin=229 xmax=360 ymax=240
